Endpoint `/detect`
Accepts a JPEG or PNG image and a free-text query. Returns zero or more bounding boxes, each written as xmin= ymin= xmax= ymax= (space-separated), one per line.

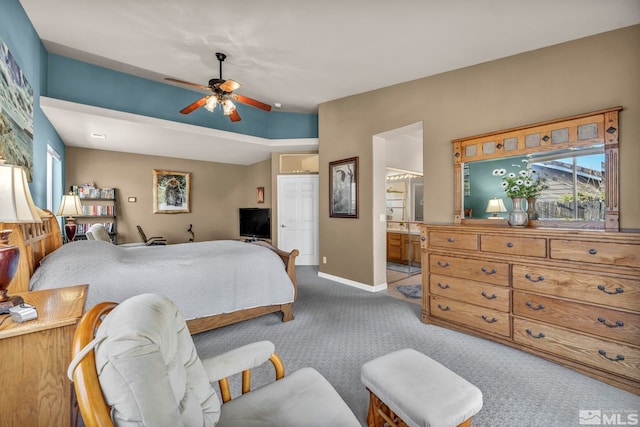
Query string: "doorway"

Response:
xmin=277 ymin=175 xmax=319 ymax=265
xmin=372 ymin=122 xmax=424 ymax=304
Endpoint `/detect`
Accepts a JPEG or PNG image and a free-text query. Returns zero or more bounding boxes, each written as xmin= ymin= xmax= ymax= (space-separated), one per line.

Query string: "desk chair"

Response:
xmin=136 ymin=225 xmax=167 ymax=246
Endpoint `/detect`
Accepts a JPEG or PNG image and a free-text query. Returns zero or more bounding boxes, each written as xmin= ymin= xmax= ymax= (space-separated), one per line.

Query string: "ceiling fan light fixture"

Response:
xmin=204 ymin=96 xmax=217 ymax=112
xmin=222 ymin=98 xmax=236 ymax=116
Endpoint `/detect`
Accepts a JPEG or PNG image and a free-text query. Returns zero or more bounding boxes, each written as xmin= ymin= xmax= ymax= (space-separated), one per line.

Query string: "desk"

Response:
xmin=0 ymin=285 xmax=87 ymax=427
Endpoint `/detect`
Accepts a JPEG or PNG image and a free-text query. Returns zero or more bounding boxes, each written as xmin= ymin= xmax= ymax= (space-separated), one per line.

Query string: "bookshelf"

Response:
xmin=73 ymin=187 xmax=117 ymax=243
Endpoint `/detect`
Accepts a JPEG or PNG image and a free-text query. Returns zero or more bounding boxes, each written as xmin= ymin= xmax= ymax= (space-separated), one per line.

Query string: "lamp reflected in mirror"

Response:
xmin=486 ymin=198 xmax=506 ymax=219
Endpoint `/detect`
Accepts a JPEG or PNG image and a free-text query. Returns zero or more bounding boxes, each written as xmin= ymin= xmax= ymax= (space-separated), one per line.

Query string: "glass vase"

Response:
xmin=508 ymin=197 xmax=528 ymax=227
xmin=526 ymin=197 xmax=539 ymax=220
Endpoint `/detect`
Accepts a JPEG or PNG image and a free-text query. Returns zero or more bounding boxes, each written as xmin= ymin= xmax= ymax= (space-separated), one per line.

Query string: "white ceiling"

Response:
xmin=19 ymin=0 xmax=640 ymax=164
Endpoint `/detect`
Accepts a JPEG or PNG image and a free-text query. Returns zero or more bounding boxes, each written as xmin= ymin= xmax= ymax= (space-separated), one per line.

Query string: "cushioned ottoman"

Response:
xmin=361 ymin=348 xmax=483 ymax=427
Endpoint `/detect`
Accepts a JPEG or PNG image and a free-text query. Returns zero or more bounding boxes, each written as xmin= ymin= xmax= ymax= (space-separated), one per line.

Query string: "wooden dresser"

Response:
xmin=420 ymin=224 xmax=640 ymax=394
xmin=0 ymin=285 xmax=88 ymax=426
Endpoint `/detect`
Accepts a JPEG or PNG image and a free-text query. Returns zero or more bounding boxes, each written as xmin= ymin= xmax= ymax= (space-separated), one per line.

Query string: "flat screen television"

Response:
xmin=239 ymin=208 xmax=271 ymax=240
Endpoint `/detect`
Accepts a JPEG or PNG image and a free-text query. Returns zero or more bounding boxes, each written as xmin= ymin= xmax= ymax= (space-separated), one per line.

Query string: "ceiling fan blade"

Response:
xmin=180 ymin=96 xmax=209 ymax=114
xmin=229 ymin=109 xmax=241 ymax=122
xmin=220 ymin=79 xmax=242 ymax=93
xmin=165 ymin=77 xmax=209 ymax=90
xmin=231 ymin=94 xmax=272 ymax=112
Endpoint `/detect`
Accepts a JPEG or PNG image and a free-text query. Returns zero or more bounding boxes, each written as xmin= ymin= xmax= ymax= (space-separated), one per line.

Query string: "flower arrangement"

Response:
xmin=492 ymin=161 xmax=548 ymax=199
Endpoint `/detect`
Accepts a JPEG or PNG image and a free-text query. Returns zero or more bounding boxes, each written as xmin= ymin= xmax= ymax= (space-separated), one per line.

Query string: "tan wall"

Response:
xmin=66 ymin=147 xmax=272 ymax=244
xmin=319 ymin=25 xmax=640 ymax=286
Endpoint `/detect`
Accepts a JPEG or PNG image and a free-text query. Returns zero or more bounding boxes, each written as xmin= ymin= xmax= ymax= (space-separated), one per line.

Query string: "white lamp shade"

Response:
xmin=57 ymin=195 xmax=83 ymax=216
xmin=486 ymin=198 xmax=507 ymax=213
xmin=0 ymin=162 xmax=42 ymax=223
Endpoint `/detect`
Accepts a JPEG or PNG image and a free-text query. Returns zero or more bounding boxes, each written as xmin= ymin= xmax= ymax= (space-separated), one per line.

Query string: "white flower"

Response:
xmin=524 ymin=179 xmax=533 ymax=187
xmin=510 ymin=185 xmax=520 ymax=192
xmin=497 ymin=169 xmax=506 ymax=176
xmin=508 ymin=172 xmax=516 ymax=178
xmin=516 ymin=179 xmax=524 ymax=185
xmin=519 ymin=170 xmax=528 ymax=177
xmin=492 ymin=169 xmax=501 ymax=176
xmin=501 ymin=181 xmax=509 ymax=188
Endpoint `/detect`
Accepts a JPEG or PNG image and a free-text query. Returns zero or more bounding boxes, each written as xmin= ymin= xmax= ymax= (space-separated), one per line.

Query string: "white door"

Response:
xmin=277 ymin=175 xmax=319 ymax=265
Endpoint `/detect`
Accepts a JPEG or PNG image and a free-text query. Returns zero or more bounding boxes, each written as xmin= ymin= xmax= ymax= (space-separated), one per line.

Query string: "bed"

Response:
xmin=5 ymin=212 xmax=298 ymax=334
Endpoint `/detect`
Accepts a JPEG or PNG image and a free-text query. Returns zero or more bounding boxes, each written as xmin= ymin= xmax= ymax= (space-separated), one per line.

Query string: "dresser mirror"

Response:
xmin=452 ymin=107 xmax=621 ymax=231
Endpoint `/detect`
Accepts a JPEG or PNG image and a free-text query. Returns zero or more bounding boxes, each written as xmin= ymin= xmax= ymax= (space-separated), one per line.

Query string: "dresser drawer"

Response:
xmin=429 ymin=274 xmax=510 ymax=312
xmin=430 ymin=296 xmax=511 ymax=337
xmin=481 ymin=235 xmax=546 ymax=258
xmin=550 ymin=239 xmax=640 ymax=268
xmin=428 ymin=231 xmax=478 ymax=251
xmin=513 ymin=265 xmax=640 ymax=312
xmin=429 ymin=254 xmax=509 ymax=286
xmin=513 ymin=291 xmax=640 ymax=345
xmin=513 ymin=318 xmax=640 ymax=382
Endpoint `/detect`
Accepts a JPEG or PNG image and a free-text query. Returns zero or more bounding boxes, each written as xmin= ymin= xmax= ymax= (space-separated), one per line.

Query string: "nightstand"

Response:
xmin=0 ymin=285 xmax=87 ymax=427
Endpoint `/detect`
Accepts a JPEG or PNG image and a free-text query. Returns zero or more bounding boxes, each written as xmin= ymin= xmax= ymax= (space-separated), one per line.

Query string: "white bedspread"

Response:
xmin=29 ymin=240 xmax=295 ymax=320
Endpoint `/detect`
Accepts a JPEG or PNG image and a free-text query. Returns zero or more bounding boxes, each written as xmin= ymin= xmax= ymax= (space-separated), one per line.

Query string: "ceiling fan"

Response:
xmin=165 ymin=52 xmax=272 ymax=122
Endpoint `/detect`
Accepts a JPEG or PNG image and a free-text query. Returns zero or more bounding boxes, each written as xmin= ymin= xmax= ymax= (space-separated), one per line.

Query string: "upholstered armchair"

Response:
xmin=87 ymin=223 xmax=111 ymax=242
xmin=67 ymin=294 xmax=360 ymax=427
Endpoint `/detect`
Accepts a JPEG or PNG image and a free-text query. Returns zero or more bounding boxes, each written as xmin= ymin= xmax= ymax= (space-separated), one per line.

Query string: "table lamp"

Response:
xmin=0 ymin=158 xmax=42 ymax=312
xmin=486 ymin=198 xmax=506 ymax=218
xmin=57 ymin=194 xmax=83 ymax=242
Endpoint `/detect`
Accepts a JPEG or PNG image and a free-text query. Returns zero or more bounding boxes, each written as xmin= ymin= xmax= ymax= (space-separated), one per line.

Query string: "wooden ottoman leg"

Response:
xmin=367 ymin=389 xmax=385 ymax=427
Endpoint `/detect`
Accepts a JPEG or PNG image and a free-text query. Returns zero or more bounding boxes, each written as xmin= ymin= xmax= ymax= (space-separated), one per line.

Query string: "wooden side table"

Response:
xmin=0 ymin=285 xmax=87 ymax=427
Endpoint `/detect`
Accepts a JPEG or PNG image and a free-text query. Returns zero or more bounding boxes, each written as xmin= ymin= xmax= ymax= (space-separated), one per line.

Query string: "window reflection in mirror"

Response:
xmin=464 ymin=145 xmax=605 ymax=221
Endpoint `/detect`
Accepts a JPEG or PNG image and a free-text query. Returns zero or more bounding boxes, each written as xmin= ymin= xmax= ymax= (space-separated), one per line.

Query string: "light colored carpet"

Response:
xmin=193 ymin=266 xmax=639 ymax=427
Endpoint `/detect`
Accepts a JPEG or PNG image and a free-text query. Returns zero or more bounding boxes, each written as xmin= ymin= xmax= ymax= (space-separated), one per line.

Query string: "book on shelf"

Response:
xmin=81 ymin=205 xmax=116 ymax=216
xmin=76 ymin=222 xmax=115 ymax=235
xmin=77 ymin=187 xmax=115 ymax=199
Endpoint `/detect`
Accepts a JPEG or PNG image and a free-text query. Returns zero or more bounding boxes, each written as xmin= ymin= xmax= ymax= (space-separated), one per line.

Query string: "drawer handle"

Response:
xmin=437 ymin=304 xmax=450 ymax=311
xmin=437 ymin=282 xmax=450 ymax=290
xmin=597 ymin=285 xmax=624 ymax=295
xmin=421 ymin=236 xmax=426 ymax=241
xmin=525 ymin=301 xmax=545 ymax=311
xmin=481 ymin=315 xmax=498 ymax=323
xmin=598 ymin=350 xmax=625 ymax=362
xmin=525 ymin=329 xmax=545 ymax=339
xmin=481 ymin=267 xmax=497 ymax=275
xmin=481 ymin=291 xmax=497 ymax=300
xmin=447 ymin=237 xmax=455 ymax=243
xmin=506 ymin=242 xmax=514 ymax=248
xmin=524 ymin=273 xmax=544 ymax=283
xmin=588 ymin=248 xmax=598 ymax=255
xmin=597 ymin=317 xmax=624 ymax=328
xmin=437 ymin=261 xmax=450 ymax=268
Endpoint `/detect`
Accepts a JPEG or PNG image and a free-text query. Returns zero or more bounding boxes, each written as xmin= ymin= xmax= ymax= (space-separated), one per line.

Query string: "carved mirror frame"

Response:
xmin=452 ymin=106 xmax=621 ymax=231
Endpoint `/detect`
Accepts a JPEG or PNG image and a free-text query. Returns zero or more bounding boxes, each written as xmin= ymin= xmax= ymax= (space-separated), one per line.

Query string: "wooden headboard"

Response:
xmin=2 ymin=210 xmax=62 ymax=294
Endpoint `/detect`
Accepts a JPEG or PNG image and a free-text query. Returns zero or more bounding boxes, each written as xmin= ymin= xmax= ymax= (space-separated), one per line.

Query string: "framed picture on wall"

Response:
xmin=257 ymin=187 xmax=265 ymax=204
xmin=329 ymin=157 xmax=358 ymax=218
xmin=153 ymin=169 xmax=191 ymax=213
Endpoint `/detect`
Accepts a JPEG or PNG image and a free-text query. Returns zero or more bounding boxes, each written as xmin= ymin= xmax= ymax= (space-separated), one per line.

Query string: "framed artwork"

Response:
xmin=153 ymin=169 xmax=191 ymax=214
xmin=257 ymin=187 xmax=265 ymax=204
xmin=329 ymin=157 xmax=358 ymax=218
xmin=0 ymin=36 xmax=34 ymax=181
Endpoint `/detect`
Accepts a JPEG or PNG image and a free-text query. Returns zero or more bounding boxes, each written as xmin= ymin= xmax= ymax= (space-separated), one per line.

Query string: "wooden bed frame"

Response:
xmin=3 ymin=212 xmax=299 ymax=334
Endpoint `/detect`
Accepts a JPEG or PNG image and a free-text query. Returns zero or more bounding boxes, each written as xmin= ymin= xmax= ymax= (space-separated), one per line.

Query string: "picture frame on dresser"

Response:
xmin=452 ymin=107 xmax=622 ymax=231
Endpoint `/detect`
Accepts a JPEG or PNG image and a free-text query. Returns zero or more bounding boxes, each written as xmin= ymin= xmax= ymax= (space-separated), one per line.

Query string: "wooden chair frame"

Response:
xmin=69 ymin=301 xmax=286 ymax=427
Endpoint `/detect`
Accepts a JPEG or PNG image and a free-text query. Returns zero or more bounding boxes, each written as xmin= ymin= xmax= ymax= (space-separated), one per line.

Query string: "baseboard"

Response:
xmin=317 ymin=272 xmax=387 ymax=292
